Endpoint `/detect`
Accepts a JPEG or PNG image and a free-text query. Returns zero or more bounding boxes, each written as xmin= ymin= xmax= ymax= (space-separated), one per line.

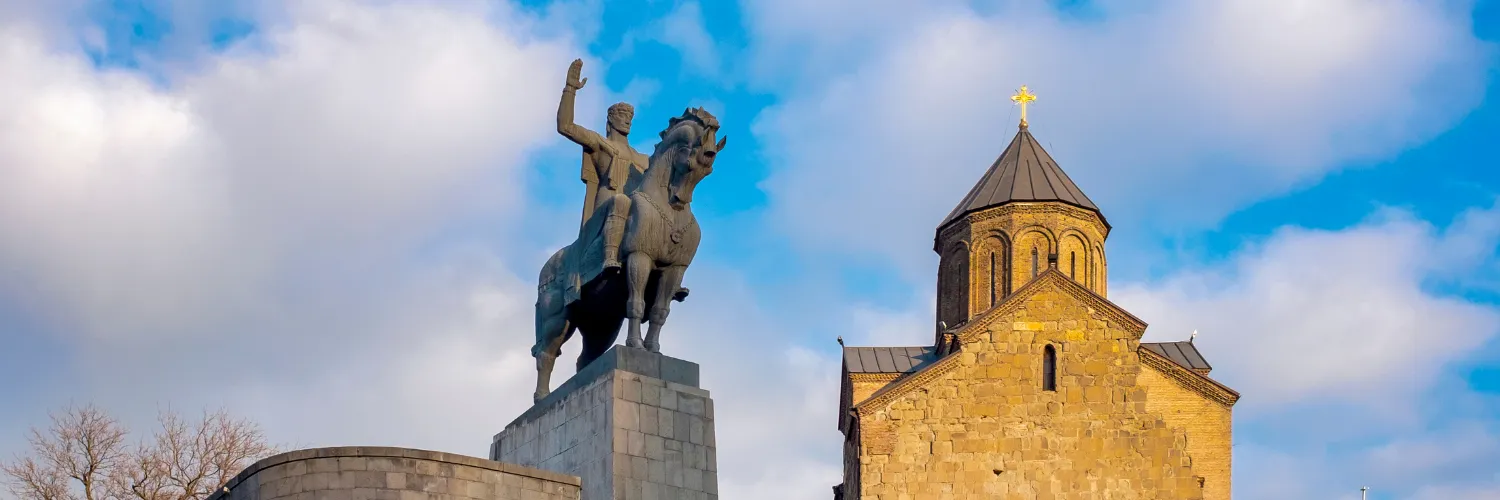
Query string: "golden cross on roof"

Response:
xmin=1011 ymin=85 xmax=1037 ymax=128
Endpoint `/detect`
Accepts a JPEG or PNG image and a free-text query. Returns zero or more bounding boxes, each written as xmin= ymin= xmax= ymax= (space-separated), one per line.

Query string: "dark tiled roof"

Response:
xmin=843 ymin=346 xmax=937 ymax=374
xmin=1141 ymin=341 xmax=1212 ymax=373
xmin=938 ymin=125 xmax=1102 ymax=231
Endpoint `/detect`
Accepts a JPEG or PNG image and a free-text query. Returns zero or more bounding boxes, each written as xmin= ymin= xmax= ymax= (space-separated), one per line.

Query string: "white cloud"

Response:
xmin=749 ymin=0 xmax=1491 ymax=274
xmin=0 ymin=5 xmax=847 ymax=498
xmin=652 ymin=266 xmax=845 ymax=500
xmin=1113 ymin=206 xmax=1500 ymax=408
xmin=228 ymin=259 xmax=543 ymax=455
xmin=1364 ymin=423 xmax=1500 ymax=489
xmin=4 ymin=2 xmax=1498 ymax=500
xmin=1409 ymin=484 xmax=1500 ymax=500
xmin=652 ymin=1 xmax=718 ymax=75
xmin=614 ymin=1 xmax=721 ymax=77
xmin=0 ymin=0 xmax=581 ymax=339
xmin=846 ymin=295 xmax=935 ymax=347
xmin=0 ymin=0 xmax=589 ymax=478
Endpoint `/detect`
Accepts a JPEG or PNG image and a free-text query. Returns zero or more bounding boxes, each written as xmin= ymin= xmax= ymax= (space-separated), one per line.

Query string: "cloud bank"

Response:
xmin=750 ymin=0 xmax=1492 ymax=273
xmin=2 ymin=1 xmax=1497 ymax=499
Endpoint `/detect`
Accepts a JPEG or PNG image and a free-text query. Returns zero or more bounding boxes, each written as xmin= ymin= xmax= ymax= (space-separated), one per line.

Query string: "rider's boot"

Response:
xmin=601 ymin=212 xmax=627 ymax=271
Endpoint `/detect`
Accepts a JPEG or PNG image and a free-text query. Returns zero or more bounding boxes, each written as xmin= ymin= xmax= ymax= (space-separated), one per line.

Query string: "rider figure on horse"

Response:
xmin=531 ymin=59 xmax=724 ymax=403
xmin=556 ymin=59 xmax=647 ymax=274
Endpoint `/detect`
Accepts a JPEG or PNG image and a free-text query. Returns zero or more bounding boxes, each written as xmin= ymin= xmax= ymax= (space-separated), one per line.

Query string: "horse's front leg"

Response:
xmin=644 ymin=265 xmax=686 ymax=353
xmin=624 ymin=251 xmax=652 ymax=349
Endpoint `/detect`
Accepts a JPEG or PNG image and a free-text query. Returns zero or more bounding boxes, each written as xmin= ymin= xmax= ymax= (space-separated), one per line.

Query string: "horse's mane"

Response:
xmin=659 ymin=107 xmax=720 ymax=140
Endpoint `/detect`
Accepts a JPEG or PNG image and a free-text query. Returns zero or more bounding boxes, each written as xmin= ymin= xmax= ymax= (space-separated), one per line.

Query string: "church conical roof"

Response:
xmin=937 ymin=125 xmax=1104 ymax=230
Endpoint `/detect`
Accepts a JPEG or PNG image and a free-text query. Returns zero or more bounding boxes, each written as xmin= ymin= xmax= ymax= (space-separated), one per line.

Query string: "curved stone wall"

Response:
xmin=207 ymin=447 xmax=581 ymax=500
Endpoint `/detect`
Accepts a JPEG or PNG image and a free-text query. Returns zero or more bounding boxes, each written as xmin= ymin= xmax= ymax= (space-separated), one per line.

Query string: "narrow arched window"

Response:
xmin=1031 ymin=247 xmax=1039 ymax=278
xmin=989 ymin=252 xmax=998 ymax=306
xmin=1069 ymin=251 xmax=1076 ymax=279
xmin=1042 ymin=345 xmax=1057 ymax=391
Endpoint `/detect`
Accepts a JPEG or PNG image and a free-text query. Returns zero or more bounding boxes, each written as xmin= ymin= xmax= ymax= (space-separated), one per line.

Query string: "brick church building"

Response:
xmin=834 ymin=104 xmax=1240 ymax=499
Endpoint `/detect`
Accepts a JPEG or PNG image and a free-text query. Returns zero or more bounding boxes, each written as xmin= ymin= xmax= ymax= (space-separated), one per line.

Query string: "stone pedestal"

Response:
xmin=492 ymin=345 xmax=717 ymax=500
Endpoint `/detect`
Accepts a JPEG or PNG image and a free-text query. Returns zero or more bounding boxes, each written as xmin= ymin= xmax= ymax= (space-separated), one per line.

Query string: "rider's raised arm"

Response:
xmin=558 ymin=59 xmax=603 ymax=151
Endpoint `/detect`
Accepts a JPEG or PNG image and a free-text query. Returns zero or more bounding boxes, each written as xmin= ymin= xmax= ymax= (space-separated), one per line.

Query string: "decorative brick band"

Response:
xmin=937 ymin=202 xmax=1110 ymax=245
xmin=1139 ymin=348 xmax=1240 ymax=408
xmin=849 ymin=373 xmax=901 ymax=384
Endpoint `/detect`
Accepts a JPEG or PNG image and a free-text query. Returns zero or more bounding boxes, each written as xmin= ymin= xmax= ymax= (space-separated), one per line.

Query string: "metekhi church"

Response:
xmin=834 ymin=87 xmax=1240 ymax=500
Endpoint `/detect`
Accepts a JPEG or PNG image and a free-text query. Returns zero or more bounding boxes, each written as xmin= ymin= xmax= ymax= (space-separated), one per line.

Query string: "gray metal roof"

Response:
xmin=938 ymin=125 xmax=1102 ymax=231
xmin=1141 ymin=341 xmax=1212 ymax=372
xmin=843 ymin=346 xmax=937 ymax=374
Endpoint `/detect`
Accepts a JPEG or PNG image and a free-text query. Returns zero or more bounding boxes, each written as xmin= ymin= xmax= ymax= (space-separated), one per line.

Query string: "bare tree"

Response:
xmin=1 ymin=456 xmax=72 ymax=500
xmin=114 ymin=410 xmax=277 ymax=500
xmin=3 ymin=405 xmax=277 ymax=500
xmin=1 ymin=404 xmax=127 ymax=500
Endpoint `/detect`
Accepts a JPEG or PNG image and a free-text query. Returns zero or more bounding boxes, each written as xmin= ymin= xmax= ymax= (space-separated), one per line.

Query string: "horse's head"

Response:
xmin=652 ymin=107 xmax=726 ymax=210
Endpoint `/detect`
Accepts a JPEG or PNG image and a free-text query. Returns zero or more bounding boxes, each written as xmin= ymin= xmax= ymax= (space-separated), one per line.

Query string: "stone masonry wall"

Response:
xmin=856 ymin=278 xmax=1203 ymax=499
xmin=1139 ymin=364 xmax=1232 ymax=500
xmin=206 ymin=447 xmax=580 ymax=500
xmin=497 ymin=369 xmax=615 ymax=500
xmin=612 ymin=371 xmax=718 ymax=500
xmin=495 ymin=346 xmax=717 ymax=500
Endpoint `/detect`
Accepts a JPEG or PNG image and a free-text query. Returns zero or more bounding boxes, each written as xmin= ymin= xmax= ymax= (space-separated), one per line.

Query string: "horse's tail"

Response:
xmin=533 ymin=247 xmax=568 ymax=357
xmin=537 ymin=247 xmax=566 ymax=296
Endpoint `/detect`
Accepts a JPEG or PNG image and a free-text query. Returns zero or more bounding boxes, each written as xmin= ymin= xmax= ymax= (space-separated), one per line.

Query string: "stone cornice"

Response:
xmin=936 ymin=202 xmax=1110 ymax=249
xmin=853 ymin=354 xmax=963 ymax=417
xmin=207 ymin=447 xmax=579 ymax=500
xmin=956 ymin=269 xmax=1147 ymax=344
xmin=1139 ymin=347 xmax=1240 ymax=408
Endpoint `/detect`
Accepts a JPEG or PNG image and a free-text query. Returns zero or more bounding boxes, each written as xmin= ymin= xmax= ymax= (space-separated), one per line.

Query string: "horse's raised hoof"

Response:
xmin=672 ymin=287 xmax=689 ymax=302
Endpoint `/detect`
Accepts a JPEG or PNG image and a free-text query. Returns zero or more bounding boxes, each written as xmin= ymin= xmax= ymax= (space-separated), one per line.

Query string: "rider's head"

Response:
xmin=607 ymin=102 xmax=634 ymax=135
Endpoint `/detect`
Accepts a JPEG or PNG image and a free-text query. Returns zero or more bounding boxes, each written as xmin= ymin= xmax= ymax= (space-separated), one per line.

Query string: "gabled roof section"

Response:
xmin=855 ymin=269 xmax=1146 ymax=416
xmin=843 ymin=346 xmax=937 ymax=374
xmin=1141 ymin=341 xmax=1212 ymax=374
xmin=955 ymin=269 xmax=1147 ymax=344
xmin=854 ymin=352 xmax=964 ymax=416
xmin=937 ymin=125 xmax=1103 ymax=231
xmin=1138 ymin=345 xmax=1240 ymax=407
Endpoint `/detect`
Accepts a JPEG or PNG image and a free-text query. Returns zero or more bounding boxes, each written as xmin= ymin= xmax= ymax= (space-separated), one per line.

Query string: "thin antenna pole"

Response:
xmin=1361 ymin=486 xmax=1368 ymax=500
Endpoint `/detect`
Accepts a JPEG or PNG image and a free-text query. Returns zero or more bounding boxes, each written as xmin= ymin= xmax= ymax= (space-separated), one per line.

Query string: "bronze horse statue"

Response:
xmin=531 ymin=107 xmax=725 ymax=402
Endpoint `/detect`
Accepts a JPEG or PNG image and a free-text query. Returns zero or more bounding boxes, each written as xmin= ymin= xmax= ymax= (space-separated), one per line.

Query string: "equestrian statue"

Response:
xmin=531 ymin=59 xmax=726 ymax=402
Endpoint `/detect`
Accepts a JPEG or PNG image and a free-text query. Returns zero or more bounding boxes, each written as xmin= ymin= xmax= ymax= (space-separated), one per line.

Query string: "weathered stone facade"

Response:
xmin=837 ymin=123 xmax=1239 ymax=500
xmin=495 ymin=346 xmax=717 ymax=500
xmin=207 ymin=447 xmax=580 ymax=500
xmin=847 ymin=273 xmax=1206 ymax=499
xmin=1138 ymin=349 xmax=1236 ymax=500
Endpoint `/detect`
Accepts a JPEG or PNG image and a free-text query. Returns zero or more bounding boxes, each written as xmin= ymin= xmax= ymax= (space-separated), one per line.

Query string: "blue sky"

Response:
xmin=1 ymin=0 xmax=1498 ymax=498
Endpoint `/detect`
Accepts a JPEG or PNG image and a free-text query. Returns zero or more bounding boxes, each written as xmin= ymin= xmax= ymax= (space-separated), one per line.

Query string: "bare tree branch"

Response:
xmin=5 ymin=405 xmax=277 ymax=500
xmin=2 ymin=404 xmax=129 ymax=500
xmin=114 ymin=408 xmax=277 ymax=500
xmin=1 ymin=455 xmax=74 ymax=500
